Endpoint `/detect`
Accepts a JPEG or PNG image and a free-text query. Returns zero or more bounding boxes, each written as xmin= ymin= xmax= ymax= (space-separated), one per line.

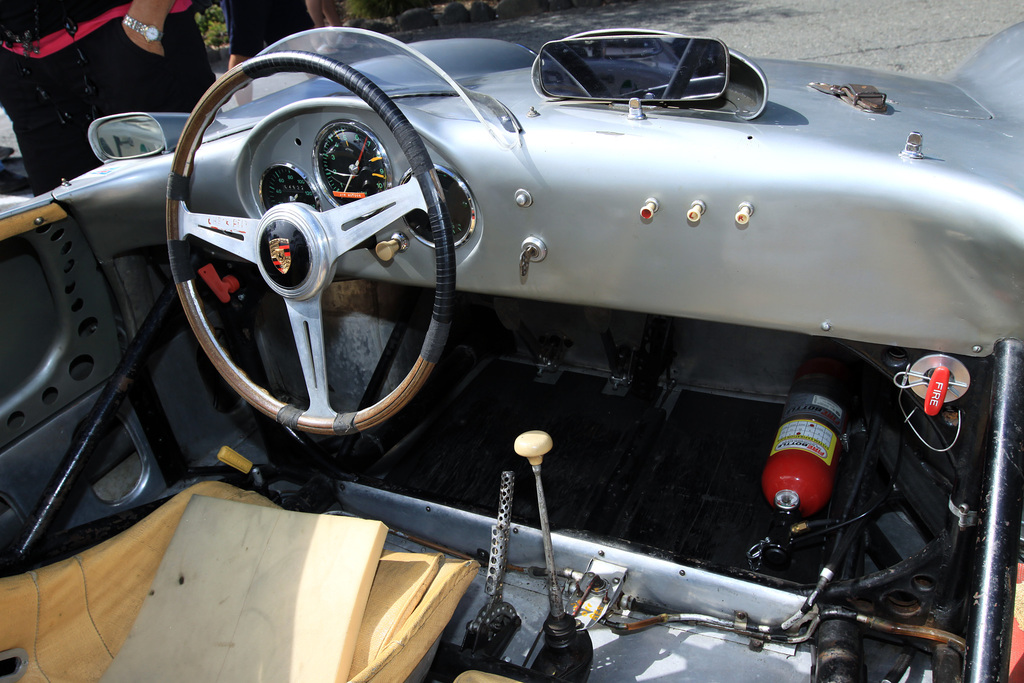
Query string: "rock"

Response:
xmin=396 ymin=7 xmax=436 ymax=30
xmin=572 ymin=0 xmax=601 ymax=6
xmin=345 ymin=16 xmax=369 ymax=27
xmin=469 ymin=1 xmax=496 ymax=21
xmin=440 ymin=2 xmax=470 ymax=25
xmin=496 ymin=0 xmax=548 ymax=20
xmin=549 ymin=0 xmax=573 ymax=10
xmin=364 ymin=19 xmax=393 ymax=33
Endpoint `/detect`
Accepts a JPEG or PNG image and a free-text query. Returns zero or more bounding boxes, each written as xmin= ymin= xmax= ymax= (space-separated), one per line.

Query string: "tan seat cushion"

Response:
xmin=350 ymin=554 xmax=477 ymax=683
xmin=0 ymin=481 xmax=274 ymax=683
xmin=0 ymin=481 xmax=478 ymax=683
xmin=100 ymin=495 xmax=387 ymax=683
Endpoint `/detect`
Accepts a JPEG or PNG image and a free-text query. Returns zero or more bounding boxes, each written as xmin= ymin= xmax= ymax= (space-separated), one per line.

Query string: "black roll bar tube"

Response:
xmin=964 ymin=338 xmax=1024 ymax=683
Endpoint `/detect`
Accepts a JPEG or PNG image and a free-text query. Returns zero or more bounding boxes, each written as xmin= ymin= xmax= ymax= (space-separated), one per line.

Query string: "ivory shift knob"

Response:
xmin=515 ymin=430 xmax=553 ymax=466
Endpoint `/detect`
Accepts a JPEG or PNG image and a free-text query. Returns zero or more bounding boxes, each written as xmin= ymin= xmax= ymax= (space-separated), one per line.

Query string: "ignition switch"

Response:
xmin=519 ymin=235 xmax=547 ymax=280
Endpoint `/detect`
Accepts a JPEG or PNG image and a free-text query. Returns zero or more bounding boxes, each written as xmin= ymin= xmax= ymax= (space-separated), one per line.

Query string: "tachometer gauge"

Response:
xmin=260 ymin=164 xmax=319 ymax=211
xmin=314 ymin=121 xmax=391 ymax=207
xmin=401 ymin=166 xmax=476 ymax=248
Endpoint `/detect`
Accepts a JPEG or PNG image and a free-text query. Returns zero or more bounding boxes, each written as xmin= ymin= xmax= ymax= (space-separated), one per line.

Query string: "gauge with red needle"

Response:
xmin=313 ymin=121 xmax=392 ymax=207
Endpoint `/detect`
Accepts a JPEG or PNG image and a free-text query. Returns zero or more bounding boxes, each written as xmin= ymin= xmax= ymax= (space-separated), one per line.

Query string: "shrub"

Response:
xmin=195 ymin=5 xmax=229 ymax=47
xmin=346 ymin=0 xmax=431 ymax=19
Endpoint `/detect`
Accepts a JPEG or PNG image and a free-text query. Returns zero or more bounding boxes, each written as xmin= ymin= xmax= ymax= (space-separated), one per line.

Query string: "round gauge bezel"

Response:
xmin=312 ymin=120 xmax=393 ymax=208
xmin=400 ymin=165 xmax=477 ymax=249
xmin=259 ymin=162 xmax=320 ymax=211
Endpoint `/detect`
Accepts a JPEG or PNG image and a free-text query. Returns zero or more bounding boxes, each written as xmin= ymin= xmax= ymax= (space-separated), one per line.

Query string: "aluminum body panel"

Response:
xmin=29 ymin=26 xmax=1024 ymax=354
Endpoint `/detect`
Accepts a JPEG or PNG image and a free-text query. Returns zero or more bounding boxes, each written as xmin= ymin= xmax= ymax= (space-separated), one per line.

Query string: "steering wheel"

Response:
xmin=166 ymin=52 xmax=456 ymax=435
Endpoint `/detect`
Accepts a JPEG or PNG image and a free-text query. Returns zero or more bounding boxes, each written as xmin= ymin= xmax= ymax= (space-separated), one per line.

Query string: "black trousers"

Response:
xmin=0 ymin=11 xmax=215 ymax=194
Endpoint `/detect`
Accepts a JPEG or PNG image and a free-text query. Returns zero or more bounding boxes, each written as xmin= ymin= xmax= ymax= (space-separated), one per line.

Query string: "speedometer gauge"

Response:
xmin=314 ymin=121 xmax=391 ymax=207
xmin=260 ymin=164 xmax=318 ymax=210
xmin=401 ymin=166 xmax=476 ymax=248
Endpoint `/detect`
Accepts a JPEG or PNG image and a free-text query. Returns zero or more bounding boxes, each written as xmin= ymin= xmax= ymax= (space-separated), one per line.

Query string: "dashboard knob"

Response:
xmin=374 ymin=232 xmax=409 ymax=262
xmin=640 ymin=198 xmax=659 ymax=220
xmin=687 ymin=200 xmax=706 ymax=223
xmin=735 ymin=202 xmax=754 ymax=225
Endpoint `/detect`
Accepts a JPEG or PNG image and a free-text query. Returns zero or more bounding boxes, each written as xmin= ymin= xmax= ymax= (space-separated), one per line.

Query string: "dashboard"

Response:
xmin=245 ymin=105 xmax=477 ymax=253
xmin=170 ymin=43 xmax=1024 ymax=359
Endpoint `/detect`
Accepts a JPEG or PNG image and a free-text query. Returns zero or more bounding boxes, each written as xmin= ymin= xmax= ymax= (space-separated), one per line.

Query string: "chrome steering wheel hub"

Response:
xmin=255 ymin=203 xmax=332 ymax=300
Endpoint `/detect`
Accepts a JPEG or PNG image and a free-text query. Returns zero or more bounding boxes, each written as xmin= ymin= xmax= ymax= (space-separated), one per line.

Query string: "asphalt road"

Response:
xmin=1 ymin=0 xmax=1022 ymax=208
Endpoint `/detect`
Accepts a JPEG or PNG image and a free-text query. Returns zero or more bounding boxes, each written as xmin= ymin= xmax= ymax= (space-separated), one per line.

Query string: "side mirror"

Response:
xmin=534 ymin=33 xmax=729 ymax=103
xmin=87 ymin=113 xmax=188 ymax=162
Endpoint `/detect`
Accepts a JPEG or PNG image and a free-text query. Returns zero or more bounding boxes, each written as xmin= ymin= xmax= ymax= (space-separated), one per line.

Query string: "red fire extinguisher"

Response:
xmin=762 ymin=358 xmax=851 ymax=517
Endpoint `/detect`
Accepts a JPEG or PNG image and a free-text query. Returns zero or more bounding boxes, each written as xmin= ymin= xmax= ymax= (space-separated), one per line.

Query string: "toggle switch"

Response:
xmin=640 ymin=198 xmax=659 ymax=220
xmin=735 ymin=202 xmax=754 ymax=225
xmin=687 ymin=200 xmax=706 ymax=223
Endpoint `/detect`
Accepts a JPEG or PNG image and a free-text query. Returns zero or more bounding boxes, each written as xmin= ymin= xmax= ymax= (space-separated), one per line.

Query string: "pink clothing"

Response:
xmin=4 ymin=0 xmax=192 ymax=58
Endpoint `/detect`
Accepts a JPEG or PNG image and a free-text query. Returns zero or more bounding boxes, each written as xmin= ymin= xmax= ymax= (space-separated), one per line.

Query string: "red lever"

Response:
xmin=924 ymin=365 xmax=951 ymax=416
xmin=197 ymin=264 xmax=240 ymax=304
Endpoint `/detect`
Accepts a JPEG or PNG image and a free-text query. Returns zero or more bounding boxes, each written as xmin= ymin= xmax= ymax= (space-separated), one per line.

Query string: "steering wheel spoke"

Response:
xmin=321 ymin=182 xmax=426 ymax=260
xmin=284 ymin=296 xmax=334 ymax=419
xmin=179 ymin=206 xmax=261 ymax=263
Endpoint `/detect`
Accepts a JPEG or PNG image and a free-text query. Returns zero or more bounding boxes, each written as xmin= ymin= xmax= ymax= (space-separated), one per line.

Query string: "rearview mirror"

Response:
xmin=534 ymin=34 xmax=729 ymax=102
xmin=87 ymin=113 xmax=189 ymax=162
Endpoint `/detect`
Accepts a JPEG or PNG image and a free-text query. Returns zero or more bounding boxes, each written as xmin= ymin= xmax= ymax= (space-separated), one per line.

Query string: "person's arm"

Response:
xmin=122 ymin=0 xmax=176 ymax=55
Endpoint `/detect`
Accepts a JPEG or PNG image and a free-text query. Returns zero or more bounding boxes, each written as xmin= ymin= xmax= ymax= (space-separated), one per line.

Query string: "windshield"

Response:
xmin=220 ymin=28 xmax=521 ymax=149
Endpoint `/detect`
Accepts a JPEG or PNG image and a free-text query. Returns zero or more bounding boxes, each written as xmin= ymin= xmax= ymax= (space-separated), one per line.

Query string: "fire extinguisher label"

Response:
xmin=811 ymin=395 xmax=843 ymax=422
xmin=770 ymin=419 xmax=837 ymax=465
xmin=783 ymin=392 xmax=845 ymax=432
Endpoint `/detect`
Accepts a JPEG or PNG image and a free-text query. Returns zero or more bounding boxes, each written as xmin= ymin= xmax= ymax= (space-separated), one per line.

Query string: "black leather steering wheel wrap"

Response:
xmin=166 ymin=51 xmax=456 ymax=435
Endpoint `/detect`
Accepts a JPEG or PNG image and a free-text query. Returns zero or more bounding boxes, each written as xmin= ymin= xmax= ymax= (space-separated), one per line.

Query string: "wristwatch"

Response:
xmin=122 ymin=14 xmax=163 ymax=42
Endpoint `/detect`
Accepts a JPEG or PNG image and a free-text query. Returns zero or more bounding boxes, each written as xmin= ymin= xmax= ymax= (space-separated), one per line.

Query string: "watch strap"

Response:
xmin=122 ymin=14 xmax=163 ymax=42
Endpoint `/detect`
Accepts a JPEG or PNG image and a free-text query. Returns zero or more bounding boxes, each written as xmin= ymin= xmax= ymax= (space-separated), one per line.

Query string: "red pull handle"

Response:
xmin=925 ymin=365 xmax=951 ymax=416
xmin=197 ymin=264 xmax=240 ymax=304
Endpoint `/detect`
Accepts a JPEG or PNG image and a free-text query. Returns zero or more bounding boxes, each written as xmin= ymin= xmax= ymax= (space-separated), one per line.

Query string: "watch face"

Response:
xmin=144 ymin=26 xmax=159 ymax=41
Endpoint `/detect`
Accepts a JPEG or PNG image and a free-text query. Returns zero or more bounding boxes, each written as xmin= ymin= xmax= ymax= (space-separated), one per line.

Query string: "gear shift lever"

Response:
xmin=515 ymin=430 xmax=593 ymax=682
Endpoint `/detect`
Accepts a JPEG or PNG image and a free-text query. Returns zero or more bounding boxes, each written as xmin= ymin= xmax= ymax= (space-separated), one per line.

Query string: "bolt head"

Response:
xmin=821 ymin=320 xmax=832 ymax=332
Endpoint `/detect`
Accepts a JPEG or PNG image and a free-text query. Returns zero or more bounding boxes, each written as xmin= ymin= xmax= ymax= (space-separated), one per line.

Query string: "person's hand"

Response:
xmin=123 ymin=22 xmax=165 ymax=56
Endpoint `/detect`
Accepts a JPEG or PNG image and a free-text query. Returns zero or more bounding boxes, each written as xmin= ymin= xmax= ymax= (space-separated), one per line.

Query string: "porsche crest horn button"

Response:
xmin=269 ymin=238 xmax=292 ymax=274
xmin=259 ymin=219 xmax=311 ymax=289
